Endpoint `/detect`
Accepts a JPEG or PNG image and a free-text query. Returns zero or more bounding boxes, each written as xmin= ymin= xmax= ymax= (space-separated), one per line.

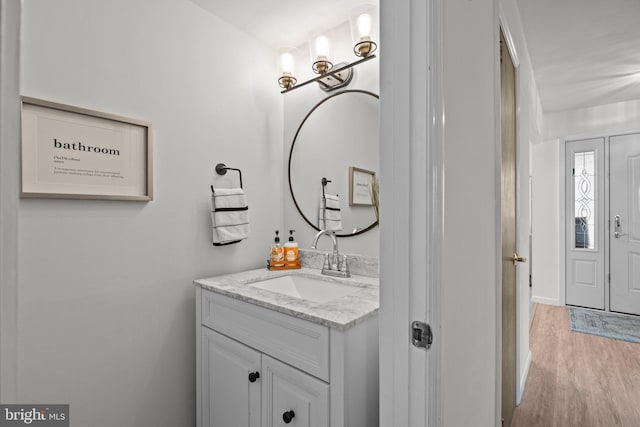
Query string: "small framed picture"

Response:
xmin=349 ymin=166 xmax=376 ymax=206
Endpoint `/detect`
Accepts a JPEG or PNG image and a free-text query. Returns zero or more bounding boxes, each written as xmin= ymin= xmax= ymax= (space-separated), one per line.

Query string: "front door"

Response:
xmin=500 ymin=30 xmax=517 ymax=427
xmin=610 ymin=133 xmax=640 ymax=316
xmin=565 ymin=138 xmax=606 ymax=310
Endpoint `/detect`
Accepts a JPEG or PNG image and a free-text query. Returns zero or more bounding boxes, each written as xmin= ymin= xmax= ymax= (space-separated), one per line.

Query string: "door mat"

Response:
xmin=569 ymin=307 xmax=640 ymax=343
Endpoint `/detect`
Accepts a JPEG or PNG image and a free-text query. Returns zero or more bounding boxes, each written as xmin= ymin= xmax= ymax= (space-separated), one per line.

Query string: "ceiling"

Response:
xmin=516 ymin=0 xmax=640 ymax=113
xmin=189 ymin=0 xmax=370 ymax=51
xmin=190 ymin=0 xmax=640 ymax=114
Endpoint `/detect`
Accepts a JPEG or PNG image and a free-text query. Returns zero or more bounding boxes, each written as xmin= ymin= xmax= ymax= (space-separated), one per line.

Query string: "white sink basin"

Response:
xmin=248 ymin=275 xmax=359 ymax=303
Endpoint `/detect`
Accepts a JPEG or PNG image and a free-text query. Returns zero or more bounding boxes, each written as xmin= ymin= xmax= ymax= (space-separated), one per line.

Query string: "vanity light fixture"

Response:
xmin=278 ymin=52 xmax=297 ymax=90
xmin=278 ymin=56 xmax=376 ymax=95
xmin=352 ymin=13 xmax=377 ymax=57
xmin=278 ymin=10 xmax=378 ymax=94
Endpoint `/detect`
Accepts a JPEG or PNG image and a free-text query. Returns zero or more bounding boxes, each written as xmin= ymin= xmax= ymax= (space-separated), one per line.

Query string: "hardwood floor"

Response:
xmin=512 ymin=303 xmax=640 ymax=427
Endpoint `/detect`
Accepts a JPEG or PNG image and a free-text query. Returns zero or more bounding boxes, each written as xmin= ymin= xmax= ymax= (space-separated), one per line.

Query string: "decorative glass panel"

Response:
xmin=574 ymin=151 xmax=596 ymax=249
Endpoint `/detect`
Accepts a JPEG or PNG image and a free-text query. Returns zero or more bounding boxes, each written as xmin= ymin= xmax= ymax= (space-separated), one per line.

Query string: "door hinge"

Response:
xmin=608 ymin=273 xmax=611 ymax=283
xmin=411 ymin=321 xmax=432 ymax=350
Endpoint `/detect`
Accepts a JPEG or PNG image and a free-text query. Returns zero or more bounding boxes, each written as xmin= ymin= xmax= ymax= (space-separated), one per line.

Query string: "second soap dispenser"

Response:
xmin=284 ymin=229 xmax=299 ymax=267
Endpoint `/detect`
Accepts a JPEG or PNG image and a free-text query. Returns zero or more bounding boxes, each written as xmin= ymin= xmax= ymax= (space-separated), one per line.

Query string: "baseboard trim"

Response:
xmin=516 ymin=350 xmax=532 ymax=406
xmin=532 ymin=296 xmax=560 ymax=306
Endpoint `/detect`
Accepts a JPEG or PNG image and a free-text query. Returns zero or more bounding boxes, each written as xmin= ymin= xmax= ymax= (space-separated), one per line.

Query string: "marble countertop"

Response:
xmin=194 ymin=267 xmax=379 ymax=331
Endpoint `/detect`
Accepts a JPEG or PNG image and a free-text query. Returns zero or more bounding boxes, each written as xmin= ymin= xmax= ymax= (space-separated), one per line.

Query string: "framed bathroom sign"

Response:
xmin=20 ymin=97 xmax=153 ymax=201
xmin=349 ymin=166 xmax=376 ymax=206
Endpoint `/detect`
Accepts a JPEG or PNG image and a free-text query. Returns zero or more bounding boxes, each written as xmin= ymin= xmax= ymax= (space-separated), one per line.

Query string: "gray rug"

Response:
xmin=569 ymin=307 xmax=640 ymax=343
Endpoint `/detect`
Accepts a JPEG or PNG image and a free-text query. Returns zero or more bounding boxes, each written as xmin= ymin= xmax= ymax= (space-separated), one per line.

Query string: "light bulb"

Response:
xmin=280 ymin=52 xmax=294 ymax=75
xmin=357 ymin=13 xmax=372 ymax=40
xmin=351 ymin=10 xmax=377 ymax=57
xmin=277 ymin=50 xmax=297 ymax=89
xmin=315 ymin=36 xmax=330 ymax=59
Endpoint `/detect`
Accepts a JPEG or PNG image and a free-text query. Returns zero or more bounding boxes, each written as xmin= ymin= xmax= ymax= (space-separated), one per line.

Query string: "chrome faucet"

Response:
xmin=311 ymin=230 xmax=350 ymax=278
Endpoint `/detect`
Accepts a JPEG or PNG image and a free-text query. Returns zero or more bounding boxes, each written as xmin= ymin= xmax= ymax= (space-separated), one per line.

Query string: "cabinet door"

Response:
xmin=202 ymin=327 xmax=261 ymax=427
xmin=262 ymin=355 xmax=329 ymax=427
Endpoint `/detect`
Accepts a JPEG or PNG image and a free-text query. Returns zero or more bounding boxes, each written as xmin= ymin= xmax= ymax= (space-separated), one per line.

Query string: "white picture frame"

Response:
xmin=20 ymin=97 xmax=153 ymax=201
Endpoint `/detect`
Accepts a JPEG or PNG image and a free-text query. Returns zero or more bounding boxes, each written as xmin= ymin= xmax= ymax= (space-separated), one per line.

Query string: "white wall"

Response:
xmin=531 ymin=140 xmax=560 ymax=305
xmin=283 ymin=20 xmax=380 ymax=256
xmin=18 ymin=0 xmax=282 ymax=426
xmin=545 ymin=99 xmax=640 ymax=140
xmin=442 ymin=0 xmax=544 ymax=424
xmin=443 ymin=0 xmax=499 ymax=425
xmin=0 ymin=0 xmax=21 ymax=403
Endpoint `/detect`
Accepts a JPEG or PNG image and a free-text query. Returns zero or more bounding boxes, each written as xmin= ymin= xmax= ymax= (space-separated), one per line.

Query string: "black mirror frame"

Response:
xmin=287 ymin=89 xmax=379 ymax=238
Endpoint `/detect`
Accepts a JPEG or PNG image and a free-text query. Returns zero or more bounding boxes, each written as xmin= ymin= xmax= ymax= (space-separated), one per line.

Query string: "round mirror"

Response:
xmin=288 ymin=90 xmax=379 ymax=237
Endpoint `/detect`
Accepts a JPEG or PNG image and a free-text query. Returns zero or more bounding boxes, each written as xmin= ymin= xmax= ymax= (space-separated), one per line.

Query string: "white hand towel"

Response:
xmin=319 ymin=194 xmax=342 ymax=231
xmin=323 ymin=194 xmax=341 ymax=210
xmin=318 ymin=208 xmax=341 ymax=221
xmin=213 ymin=223 xmax=250 ymax=244
xmin=211 ymin=188 xmax=247 ymax=209
xmin=211 ymin=188 xmax=250 ymax=245
xmin=320 ymin=218 xmax=343 ymax=231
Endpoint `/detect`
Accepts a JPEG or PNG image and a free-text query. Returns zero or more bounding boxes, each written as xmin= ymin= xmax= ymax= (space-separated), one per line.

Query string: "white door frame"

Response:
xmin=378 ymin=0 xmax=444 ymax=425
xmin=559 ymin=140 xmax=567 ymax=306
xmin=0 ymin=0 xmax=21 ymax=403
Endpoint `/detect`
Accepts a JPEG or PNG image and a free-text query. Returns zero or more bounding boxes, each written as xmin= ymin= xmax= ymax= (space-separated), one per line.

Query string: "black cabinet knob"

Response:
xmin=282 ymin=410 xmax=295 ymax=424
xmin=248 ymin=371 xmax=260 ymax=383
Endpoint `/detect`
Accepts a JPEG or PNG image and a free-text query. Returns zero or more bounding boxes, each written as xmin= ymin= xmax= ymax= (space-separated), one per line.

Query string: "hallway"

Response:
xmin=512 ymin=304 xmax=640 ymax=427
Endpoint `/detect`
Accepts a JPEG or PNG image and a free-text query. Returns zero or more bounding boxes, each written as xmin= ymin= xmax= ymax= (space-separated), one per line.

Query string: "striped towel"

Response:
xmin=319 ymin=194 xmax=342 ymax=231
xmin=211 ymin=188 xmax=250 ymax=245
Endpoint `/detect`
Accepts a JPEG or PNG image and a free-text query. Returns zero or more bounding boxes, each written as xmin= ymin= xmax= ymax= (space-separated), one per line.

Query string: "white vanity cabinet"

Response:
xmin=201 ymin=327 xmax=328 ymax=427
xmin=196 ymin=286 xmax=379 ymax=427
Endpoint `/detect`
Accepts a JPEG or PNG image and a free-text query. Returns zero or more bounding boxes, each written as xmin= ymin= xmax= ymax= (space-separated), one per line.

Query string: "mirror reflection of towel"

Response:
xmin=319 ymin=194 xmax=342 ymax=231
xmin=211 ymin=188 xmax=250 ymax=244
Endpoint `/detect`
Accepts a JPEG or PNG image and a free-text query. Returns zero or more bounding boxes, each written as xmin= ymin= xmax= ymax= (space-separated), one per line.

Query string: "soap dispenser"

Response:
xmin=270 ymin=230 xmax=284 ymax=268
xmin=284 ymin=230 xmax=299 ymax=267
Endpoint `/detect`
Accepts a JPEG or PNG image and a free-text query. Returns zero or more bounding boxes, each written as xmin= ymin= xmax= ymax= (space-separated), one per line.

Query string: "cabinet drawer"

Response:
xmin=201 ymin=290 xmax=330 ymax=381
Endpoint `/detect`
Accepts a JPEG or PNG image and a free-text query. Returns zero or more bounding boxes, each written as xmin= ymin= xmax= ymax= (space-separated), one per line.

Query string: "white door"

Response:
xmin=610 ymin=133 xmax=640 ymax=316
xmin=261 ymin=355 xmax=329 ymax=427
xmin=565 ymin=138 xmax=606 ymax=309
xmin=201 ymin=328 xmax=261 ymax=427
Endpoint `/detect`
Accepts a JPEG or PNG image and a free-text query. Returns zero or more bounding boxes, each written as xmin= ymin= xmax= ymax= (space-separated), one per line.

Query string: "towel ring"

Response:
xmin=212 ymin=163 xmax=243 ymax=193
xmin=211 ymin=162 xmax=245 ymax=246
xmin=321 ymin=177 xmax=332 ymax=199
xmin=320 ymin=177 xmax=338 ymax=199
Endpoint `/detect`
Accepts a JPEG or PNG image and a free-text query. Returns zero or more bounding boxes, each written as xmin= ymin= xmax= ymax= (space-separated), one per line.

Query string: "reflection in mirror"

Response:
xmin=288 ymin=90 xmax=379 ymax=238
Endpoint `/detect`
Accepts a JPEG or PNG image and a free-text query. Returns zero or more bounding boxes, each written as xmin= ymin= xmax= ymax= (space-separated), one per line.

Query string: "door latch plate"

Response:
xmin=411 ymin=321 xmax=433 ymax=349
